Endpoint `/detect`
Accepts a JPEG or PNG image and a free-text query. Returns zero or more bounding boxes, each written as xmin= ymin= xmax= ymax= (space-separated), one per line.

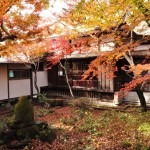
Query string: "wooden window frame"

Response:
xmin=8 ymin=69 xmax=30 ymax=80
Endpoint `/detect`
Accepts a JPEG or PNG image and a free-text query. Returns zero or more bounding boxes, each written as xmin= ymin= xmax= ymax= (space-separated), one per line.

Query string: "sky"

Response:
xmin=134 ymin=21 xmax=150 ymax=35
xmin=40 ymin=0 xmax=150 ymax=35
xmin=40 ymin=0 xmax=67 ymax=18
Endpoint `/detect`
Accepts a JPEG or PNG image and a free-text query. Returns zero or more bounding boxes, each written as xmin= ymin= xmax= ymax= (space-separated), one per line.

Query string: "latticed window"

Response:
xmin=58 ymin=62 xmax=70 ymax=76
xmin=72 ymin=62 xmax=88 ymax=75
xmin=9 ymin=69 xmax=30 ymax=80
xmin=72 ymin=62 xmax=78 ymax=75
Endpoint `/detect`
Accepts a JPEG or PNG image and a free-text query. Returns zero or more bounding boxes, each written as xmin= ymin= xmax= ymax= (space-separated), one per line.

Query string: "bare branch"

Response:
xmin=0 ymin=35 xmax=17 ymax=42
xmin=1 ymin=21 xmax=10 ymax=36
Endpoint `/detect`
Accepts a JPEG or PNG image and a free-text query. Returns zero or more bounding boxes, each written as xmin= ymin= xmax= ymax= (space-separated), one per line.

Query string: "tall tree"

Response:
xmin=0 ymin=0 xmax=49 ymax=56
xmin=7 ymin=39 xmax=50 ymax=94
xmin=47 ymin=37 xmax=76 ymax=97
xmin=57 ymin=0 xmax=150 ymax=111
xmin=0 ymin=0 xmax=51 ymax=98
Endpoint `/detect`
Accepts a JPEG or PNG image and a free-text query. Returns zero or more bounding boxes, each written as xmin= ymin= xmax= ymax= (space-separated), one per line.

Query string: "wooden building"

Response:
xmin=0 ymin=59 xmax=48 ymax=101
xmin=44 ymin=50 xmax=150 ymax=106
xmin=47 ymin=56 xmax=114 ymax=100
xmin=43 ymin=28 xmax=150 ymax=106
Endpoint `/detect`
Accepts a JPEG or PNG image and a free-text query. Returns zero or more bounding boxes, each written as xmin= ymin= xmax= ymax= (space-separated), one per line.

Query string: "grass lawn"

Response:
xmin=0 ymin=101 xmax=150 ymax=150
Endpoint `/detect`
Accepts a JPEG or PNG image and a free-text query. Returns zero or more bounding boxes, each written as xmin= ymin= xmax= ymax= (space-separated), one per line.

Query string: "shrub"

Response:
xmin=16 ymin=125 xmax=39 ymax=139
xmin=38 ymin=108 xmax=54 ymax=117
xmin=60 ymin=116 xmax=78 ymax=125
xmin=7 ymin=96 xmax=35 ymax=129
xmin=38 ymin=93 xmax=50 ymax=108
xmin=121 ymin=140 xmax=132 ymax=149
xmin=135 ymin=143 xmax=143 ymax=150
xmin=70 ymin=97 xmax=95 ymax=109
xmin=138 ymin=123 xmax=150 ymax=136
xmin=39 ymin=127 xmax=56 ymax=143
xmin=0 ymin=122 xmax=6 ymax=140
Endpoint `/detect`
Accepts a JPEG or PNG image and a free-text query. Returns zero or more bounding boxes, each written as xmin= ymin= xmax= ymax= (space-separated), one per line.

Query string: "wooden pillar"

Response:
xmin=7 ymin=64 xmax=10 ymax=99
xmin=30 ymin=68 xmax=33 ymax=100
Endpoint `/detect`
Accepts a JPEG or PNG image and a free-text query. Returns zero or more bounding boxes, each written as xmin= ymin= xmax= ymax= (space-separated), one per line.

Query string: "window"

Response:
xmin=72 ymin=62 xmax=92 ymax=80
xmin=58 ymin=62 xmax=70 ymax=76
xmin=72 ymin=62 xmax=88 ymax=75
xmin=58 ymin=64 xmax=64 ymax=76
xmin=9 ymin=69 xmax=30 ymax=80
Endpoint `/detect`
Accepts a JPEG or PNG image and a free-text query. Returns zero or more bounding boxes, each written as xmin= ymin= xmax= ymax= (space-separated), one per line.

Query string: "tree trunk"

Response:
xmin=33 ymin=70 xmax=40 ymax=95
xmin=123 ymin=51 xmax=147 ymax=111
xmin=135 ymin=85 xmax=147 ymax=112
xmin=64 ymin=65 xmax=74 ymax=98
xmin=60 ymin=60 xmax=74 ymax=98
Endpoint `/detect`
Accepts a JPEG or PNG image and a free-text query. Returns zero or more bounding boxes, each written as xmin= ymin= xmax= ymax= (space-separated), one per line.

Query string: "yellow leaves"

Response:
xmin=4 ymin=40 xmax=47 ymax=63
xmin=63 ymin=0 xmax=150 ymax=36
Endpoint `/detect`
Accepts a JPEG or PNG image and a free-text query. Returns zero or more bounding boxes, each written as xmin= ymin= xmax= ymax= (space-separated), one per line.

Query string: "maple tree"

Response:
xmin=55 ymin=0 xmax=150 ymax=111
xmin=8 ymin=40 xmax=50 ymax=95
xmin=47 ymin=37 xmax=76 ymax=97
xmin=0 ymin=0 xmax=49 ymax=56
xmin=0 ymin=0 xmax=51 ymax=96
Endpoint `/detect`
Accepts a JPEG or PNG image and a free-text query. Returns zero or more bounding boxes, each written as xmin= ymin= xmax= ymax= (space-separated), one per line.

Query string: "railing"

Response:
xmin=73 ymin=80 xmax=98 ymax=88
xmin=41 ymin=86 xmax=114 ymax=100
xmin=58 ymin=78 xmax=98 ymax=88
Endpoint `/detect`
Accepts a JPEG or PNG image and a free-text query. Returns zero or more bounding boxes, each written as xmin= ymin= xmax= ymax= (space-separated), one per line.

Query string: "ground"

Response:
xmin=0 ymin=100 xmax=150 ymax=150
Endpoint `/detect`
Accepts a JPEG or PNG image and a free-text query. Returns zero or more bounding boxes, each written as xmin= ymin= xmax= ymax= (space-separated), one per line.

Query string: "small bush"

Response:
xmin=0 ymin=122 xmax=6 ymax=140
xmin=36 ymin=121 xmax=48 ymax=130
xmin=138 ymin=123 xmax=150 ymax=136
xmin=38 ymin=108 xmax=53 ymax=117
xmin=16 ymin=125 xmax=39 ymax=139
xmin=7 ymin=96 xmax=35 ymax=129
xmin=121 ymin=140 xmax=132 ymax=149
xmin=38 ymin=93 xmax=50 ymax=108
xmin=60 ymin=116 xmax=78 ymax=125
xmin=39 ymin=127 xmax=56 ymax=143
xmin=71 ymin=97 xmax=95 ymax=109
xmin=135 ymin=143 xmax=143 ymax=150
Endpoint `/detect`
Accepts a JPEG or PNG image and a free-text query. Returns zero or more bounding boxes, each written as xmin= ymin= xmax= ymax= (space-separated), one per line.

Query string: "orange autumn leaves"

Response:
xmin=0 ymin=0 xmax=20 ymax=17
xmin=0 ymin=0 xmax=50 ymax=57
xmin=129 ymin=64 xmax=150 ymax=76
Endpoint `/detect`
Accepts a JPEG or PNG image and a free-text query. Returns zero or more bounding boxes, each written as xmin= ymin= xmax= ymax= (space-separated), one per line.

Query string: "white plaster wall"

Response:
xmin=9 ymin=70 xmax=48 ymax=97
xmin=33 ymin=70 xmax=48 ymax=94
xmin=9 ymin=79 xmax=30 ymax=98
xmin=0 ymin=64 xmax=8 ymax=100
xmin=134 ymin=44 xmax=150 ymax=51
xmin=8 ymin=63 xmax=31 ymax=98
xmin=124 ymin=92 xmax=150 ymax=106
xmin=0 ymin=63 xmax=48 ymax=100
xmin=9 ymin=63 xmax=48 ymax=95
